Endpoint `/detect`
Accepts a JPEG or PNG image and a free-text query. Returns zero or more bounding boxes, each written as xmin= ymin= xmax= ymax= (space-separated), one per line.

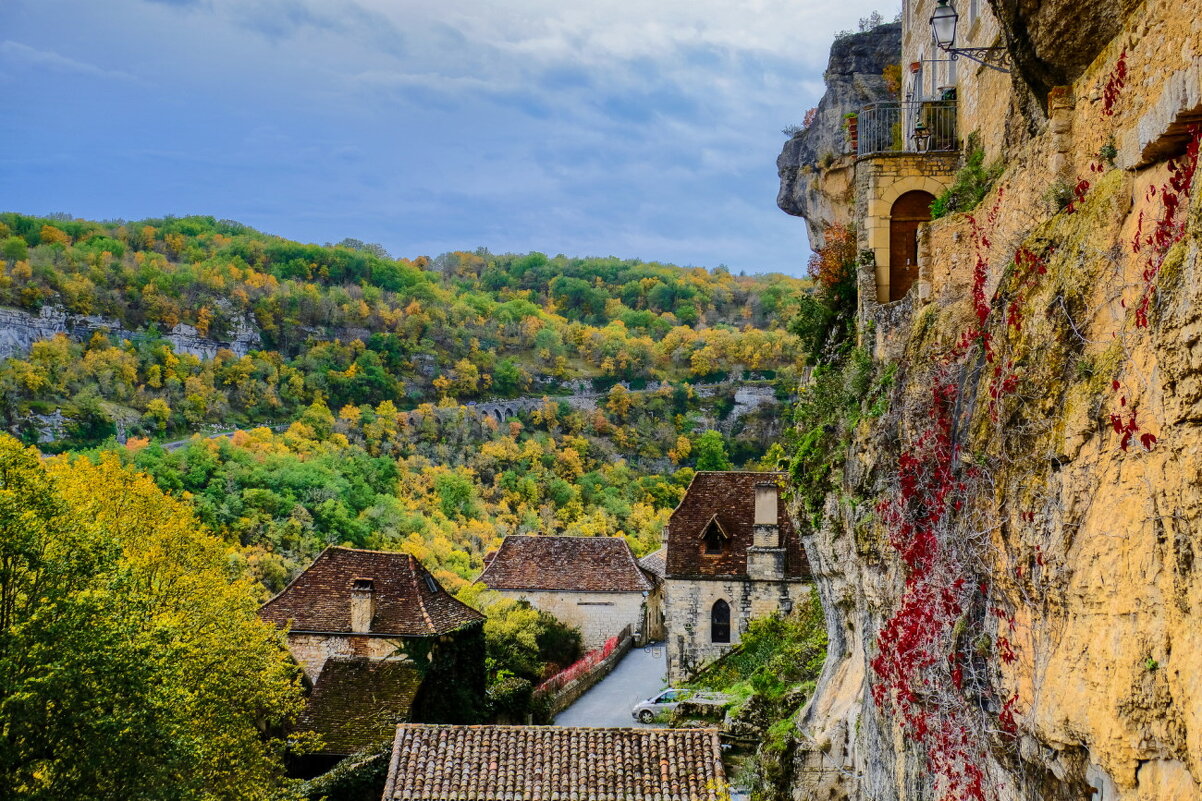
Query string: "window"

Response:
xmin=702 ymin=517 xmax=727 ymax=555
xmin=711 ymin=600 xmax=731 ymax=643
xmin=423 ymin=574 xmax=440 ymax=593
xmin=352 ymin=578 xmax=374 ymax=592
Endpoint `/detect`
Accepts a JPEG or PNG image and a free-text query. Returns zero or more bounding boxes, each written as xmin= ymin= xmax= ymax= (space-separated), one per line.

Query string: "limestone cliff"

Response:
xmin=780 ymin=1 xmax=1202 ymax=799
xmin=0 ymin=304 xmax=260 ymax=360
xmin=776 ymin=24 xmax=901 ymax=250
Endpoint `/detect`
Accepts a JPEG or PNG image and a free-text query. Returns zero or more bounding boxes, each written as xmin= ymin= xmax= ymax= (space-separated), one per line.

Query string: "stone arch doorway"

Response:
xmin=888 ymin=190 xmax=935 ymax=302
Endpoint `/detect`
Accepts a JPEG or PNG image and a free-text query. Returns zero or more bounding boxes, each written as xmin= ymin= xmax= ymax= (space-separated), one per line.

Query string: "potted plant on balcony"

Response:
xmin=843 ymin=111 xmax=859 ymax=152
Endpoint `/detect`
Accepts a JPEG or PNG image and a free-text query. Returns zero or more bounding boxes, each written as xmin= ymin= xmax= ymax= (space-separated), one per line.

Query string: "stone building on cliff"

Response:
xmin=259 ymin=546 xmax=487 ymax=762
xmin=775 ymin=0 xmax=1202 ymax=798
xmin=476 ymin=535 xmax=654 ymax=649
xmin=663 ymin=472 xmax=810 ymax=681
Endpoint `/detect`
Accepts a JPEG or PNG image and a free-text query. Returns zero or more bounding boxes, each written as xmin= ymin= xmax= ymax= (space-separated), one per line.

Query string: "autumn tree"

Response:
xmin=0 ymin=437 xmax=305 ymax=800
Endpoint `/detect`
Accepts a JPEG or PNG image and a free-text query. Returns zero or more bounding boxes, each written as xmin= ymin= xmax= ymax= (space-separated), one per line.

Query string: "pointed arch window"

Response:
xmin=711 ymin=599 xmax=731 ymax=643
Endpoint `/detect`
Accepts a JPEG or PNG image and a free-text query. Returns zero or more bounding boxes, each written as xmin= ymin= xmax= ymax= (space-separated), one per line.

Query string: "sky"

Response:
xmin=0 ymin=0 xmax=891 ymax=276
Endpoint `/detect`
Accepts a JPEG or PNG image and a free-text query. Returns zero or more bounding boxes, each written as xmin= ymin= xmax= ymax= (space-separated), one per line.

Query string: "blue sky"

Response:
xmin=0 ymin=0 xmax=890 ymax=275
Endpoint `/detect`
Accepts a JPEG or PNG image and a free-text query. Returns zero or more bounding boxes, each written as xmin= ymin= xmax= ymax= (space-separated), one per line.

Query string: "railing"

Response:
xmin=855 ymin=101 xmax=958 ymax=157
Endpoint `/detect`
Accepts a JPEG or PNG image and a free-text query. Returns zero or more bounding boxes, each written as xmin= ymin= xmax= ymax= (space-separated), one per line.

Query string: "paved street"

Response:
xmin=553 ymin=641 xmax=670 ymax=728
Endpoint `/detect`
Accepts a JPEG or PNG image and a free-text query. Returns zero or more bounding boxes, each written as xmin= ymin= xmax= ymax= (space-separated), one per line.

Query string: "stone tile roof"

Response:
xmin=476 ymin=535 xmax=653 ymax=593
xmin=300 ymin=657 xmax=422 ymax=756
xmin=639 ymin=547 xmax=667 ymax=582
xmin=665 ymin=471 xmax=810 ymax=580
xmin=382 ymin=725 xmax=728 ymax=801
xmin=260 ymin=547 xmax=484 ymax=636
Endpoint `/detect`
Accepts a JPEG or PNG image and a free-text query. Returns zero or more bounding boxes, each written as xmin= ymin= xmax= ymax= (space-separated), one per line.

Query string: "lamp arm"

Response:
xmin=940 ymin=45 xmax=1010 ymax=73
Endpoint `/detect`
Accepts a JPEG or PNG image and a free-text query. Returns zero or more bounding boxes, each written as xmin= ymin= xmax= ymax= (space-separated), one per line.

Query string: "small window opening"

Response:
xmin=424 ymin=574 xmax=440 ymax=593
xmin=352 ymin=578 xmax=374 ymax=592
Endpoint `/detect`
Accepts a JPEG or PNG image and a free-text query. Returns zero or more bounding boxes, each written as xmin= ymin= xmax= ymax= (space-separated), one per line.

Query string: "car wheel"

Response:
xmin=639 ymin=710 xmax=655 ymax=723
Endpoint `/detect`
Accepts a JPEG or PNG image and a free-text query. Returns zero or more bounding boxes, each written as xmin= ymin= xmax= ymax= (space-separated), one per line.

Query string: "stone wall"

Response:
xmin=854 ymin=152 xmax=959 ymax=307
xmin=543 ymin=631 xmax=635 ymax=718
xmin=288 ymin=633 xmax=404 ymax=683
xmin=662 ymin=576 xmax=810 ymax=683
xmin=493 ymin=589 xmax=647 ymax=651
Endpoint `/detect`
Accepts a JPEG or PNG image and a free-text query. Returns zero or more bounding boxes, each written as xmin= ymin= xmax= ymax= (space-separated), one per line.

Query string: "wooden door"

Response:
xmin=889 ymin=190 xmax=935 ymax=302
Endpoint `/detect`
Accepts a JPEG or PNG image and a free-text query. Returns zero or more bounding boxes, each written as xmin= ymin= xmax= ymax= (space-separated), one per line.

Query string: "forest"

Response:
xmin=0 ymin=212 xmax=805 ymax=447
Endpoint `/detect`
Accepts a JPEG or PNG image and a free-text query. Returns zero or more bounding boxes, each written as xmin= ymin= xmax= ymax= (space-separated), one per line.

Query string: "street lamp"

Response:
xmin=928 ymin=0 xmax=1010 ymax=72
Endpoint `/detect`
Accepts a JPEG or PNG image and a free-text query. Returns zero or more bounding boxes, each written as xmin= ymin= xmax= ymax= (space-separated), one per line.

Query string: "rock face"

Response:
xmin=778 ymin=0 xmax=1202 ymax=799
xmin=776 ymin=23 xmax=901 ymax=249
xmin=0 ymin=305 xmax=261 ymax=360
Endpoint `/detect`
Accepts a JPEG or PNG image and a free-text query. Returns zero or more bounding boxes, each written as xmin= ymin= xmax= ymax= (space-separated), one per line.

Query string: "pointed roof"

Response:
xmin=259 ymin=547 xmax=484 ymax=636
xmin=382 ymin=725 xmax=728 ymax=801
xmin=698 ymin=513 xmax=730 ymax=540
xmin=638 ymin=547 xmax=666 ymax=581
xmin=476 ymin=535 xmax=653 ymax=593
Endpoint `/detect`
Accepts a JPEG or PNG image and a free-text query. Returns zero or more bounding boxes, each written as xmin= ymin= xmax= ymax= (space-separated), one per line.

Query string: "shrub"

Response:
xmin=930 ymin=133 xmax=1004 ymax=219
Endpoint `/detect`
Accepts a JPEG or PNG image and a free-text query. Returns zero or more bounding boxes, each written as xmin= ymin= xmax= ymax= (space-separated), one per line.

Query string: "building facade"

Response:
xmin=477 ymin=535 xmax=653 ymax=649
xmin=259 ymin=546 xmax=487 ymax=761
xmin=663 ymin=472 xmax=811 ymax=682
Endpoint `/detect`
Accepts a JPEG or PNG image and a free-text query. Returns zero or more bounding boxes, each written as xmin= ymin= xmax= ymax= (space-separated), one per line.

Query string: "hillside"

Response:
xmin=0 ymin=213 xmax=804 ymax=592
xmin=0 ymin=212 xmax=804 ymax=448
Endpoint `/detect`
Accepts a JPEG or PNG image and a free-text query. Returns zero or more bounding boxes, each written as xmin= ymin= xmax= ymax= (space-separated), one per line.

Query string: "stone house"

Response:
xmin=259 ymin=546 xmax=487 ymax=762
xmin=476 ymin=535 xmax=653 ymax=649
xmin=381 ymin=724 xmax=729 ymax=801
xmin=638 ymin=547 xmax=667 ymax=642
xmin=663 ymin=471 xmax=811 ymax=682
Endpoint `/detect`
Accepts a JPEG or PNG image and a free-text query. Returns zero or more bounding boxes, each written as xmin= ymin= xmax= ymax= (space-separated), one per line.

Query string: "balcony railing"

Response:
xmin=855 ymin=101 xmax=958 ymax=157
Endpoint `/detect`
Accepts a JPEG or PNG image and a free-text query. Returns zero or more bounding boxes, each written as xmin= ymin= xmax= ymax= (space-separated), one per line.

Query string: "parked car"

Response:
xmin=631 ymin=689 xmax=693 ymax=723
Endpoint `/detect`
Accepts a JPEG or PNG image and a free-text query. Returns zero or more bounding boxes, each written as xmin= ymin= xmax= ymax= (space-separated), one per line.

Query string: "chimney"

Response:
xmin=752 ymin=483 xmax=780 ymax=548
xmin=350 ymin=578 xmax=375 ymax=633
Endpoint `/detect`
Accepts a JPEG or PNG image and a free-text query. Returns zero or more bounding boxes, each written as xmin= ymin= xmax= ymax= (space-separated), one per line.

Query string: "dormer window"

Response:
xmin=424 ymin=574 xmax=439 ymax=593
xmin=700 ymin=515 xmax=728 ymax=555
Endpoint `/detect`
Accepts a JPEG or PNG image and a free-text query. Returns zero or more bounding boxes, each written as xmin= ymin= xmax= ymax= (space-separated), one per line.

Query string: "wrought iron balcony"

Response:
xmin=855 ymin=101 xmax=959 ymax=157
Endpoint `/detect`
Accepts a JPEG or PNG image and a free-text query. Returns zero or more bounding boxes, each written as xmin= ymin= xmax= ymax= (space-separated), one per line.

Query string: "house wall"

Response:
xmin=855 ymin=153 xmax=959 ymax=306
xmin=663 ymin=576 xmax=811 ymax=682
xmin=495 ymin=589 xmax=648 ymax=650
xmin=643 ymin=583 xmax=666 ymax=643
xmin=288 ymin=633 xmax=403 ymax=683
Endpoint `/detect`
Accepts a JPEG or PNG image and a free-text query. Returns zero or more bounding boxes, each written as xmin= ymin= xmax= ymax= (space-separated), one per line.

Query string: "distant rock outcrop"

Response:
xmin=776 ymin=23 xmax=901 ymax=249
xmin=0 ymin=305 xmax=260 ymax=360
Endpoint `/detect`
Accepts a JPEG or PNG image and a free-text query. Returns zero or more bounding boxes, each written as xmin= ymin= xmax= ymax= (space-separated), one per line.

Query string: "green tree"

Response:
xmin=693 ymin=430 xmax=732 ymax=471
xmin=1 ymin=236 xmax=27 ymax=264
xmin=0 ymin=437 xmax=305 ymax=801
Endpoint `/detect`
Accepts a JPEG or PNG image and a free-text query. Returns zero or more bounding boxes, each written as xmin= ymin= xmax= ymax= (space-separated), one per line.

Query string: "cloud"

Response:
xmin=0 ymin=40 xmax=140 ymax=82
xmin=3 ymin=0 xmax=891 ymax=273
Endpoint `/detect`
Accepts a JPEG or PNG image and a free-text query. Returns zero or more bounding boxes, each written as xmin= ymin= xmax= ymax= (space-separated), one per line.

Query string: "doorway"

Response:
xmin=889 ymin=190 xmax=935 ymax=302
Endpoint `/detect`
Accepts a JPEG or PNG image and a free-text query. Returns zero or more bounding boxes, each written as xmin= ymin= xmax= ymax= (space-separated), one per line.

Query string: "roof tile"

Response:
xmin=299 ymin=657 xmax=422 ymax=755
xmin=477 ymin=536 xmax=652 ymax=593
xmin=383 ymin=726 xmax=728 ymax=801
xmin=260 ymin=547 xmax=485 ymax=636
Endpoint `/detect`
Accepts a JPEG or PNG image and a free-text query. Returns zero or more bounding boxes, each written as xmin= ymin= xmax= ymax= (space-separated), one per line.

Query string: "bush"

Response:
xmin=930 ymin=133 xmax=1004 ymax=219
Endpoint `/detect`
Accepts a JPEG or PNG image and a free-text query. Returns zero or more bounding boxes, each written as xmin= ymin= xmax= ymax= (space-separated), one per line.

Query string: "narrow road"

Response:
xmin=553 ymin=641 xmax=670 ymax=728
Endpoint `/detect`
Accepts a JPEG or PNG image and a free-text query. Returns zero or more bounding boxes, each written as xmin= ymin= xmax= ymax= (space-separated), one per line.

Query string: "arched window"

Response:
xmin=711 ymin=600 xmax=731 ymax=644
